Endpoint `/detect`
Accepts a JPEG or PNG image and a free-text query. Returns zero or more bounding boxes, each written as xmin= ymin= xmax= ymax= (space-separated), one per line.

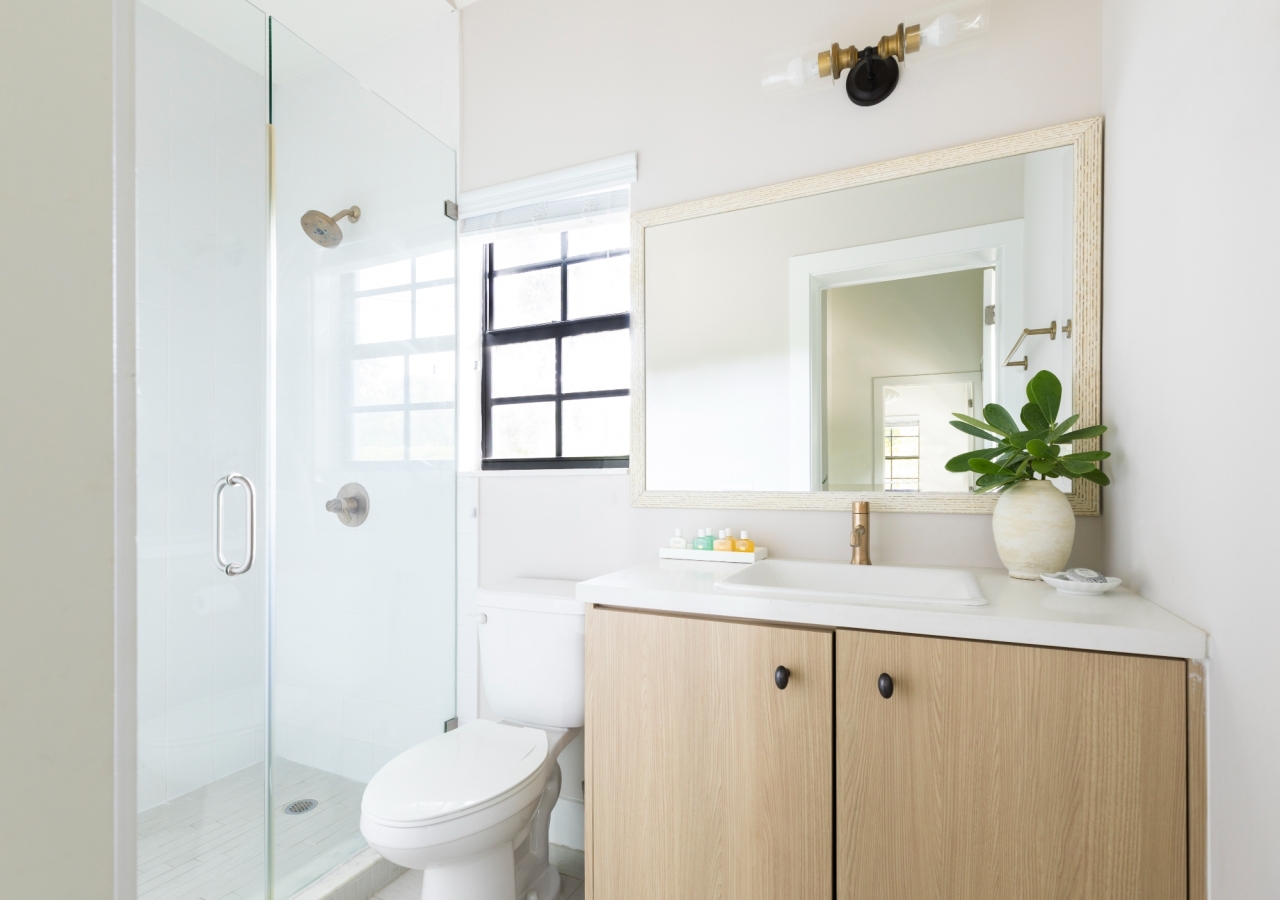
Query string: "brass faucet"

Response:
xmin=850 ymin=501 xmax=871 ymax=565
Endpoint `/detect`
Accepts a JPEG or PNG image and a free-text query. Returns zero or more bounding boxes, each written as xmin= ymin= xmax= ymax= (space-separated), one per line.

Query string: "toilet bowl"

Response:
xmin=361 ymin=579 xmax=584 ymax=900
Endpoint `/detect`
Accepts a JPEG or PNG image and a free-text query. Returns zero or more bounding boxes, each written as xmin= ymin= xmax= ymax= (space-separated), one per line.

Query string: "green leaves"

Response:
xmin=944 ymin=448 xmax=1002 ymax=473
xmin=982 ymin=403 xmax=1019 ymax=436
xmin=1020 ymin=403 xmax=1050 ymax=432
xmin=1060 ymin=425 xmax=1107 ymax=442
xmin=1027 ymin=370 xmax=1062 ymax=423
xmin=942 ymin=369 xmax=1111 ymax=493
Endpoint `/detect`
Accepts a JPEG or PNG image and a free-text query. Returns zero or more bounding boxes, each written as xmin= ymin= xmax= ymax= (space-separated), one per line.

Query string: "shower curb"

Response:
xmin=288 ymin=847 xmax=405 ymax=900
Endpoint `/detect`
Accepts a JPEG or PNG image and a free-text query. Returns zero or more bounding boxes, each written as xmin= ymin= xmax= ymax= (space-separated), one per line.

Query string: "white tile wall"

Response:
xmin=135 ymin=2 xmax=269 ymax=812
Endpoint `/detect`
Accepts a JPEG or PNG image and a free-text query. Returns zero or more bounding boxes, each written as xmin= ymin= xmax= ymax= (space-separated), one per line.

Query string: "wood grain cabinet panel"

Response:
xmin=586 ymin=608 xmax=833 ymax=900
xmin=836 ymin=629 xmax=1187 ymax=900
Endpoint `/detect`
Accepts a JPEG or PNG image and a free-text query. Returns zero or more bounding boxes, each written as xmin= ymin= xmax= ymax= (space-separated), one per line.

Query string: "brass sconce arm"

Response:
xmin=818 ymin=22 xmax=921 ymax=80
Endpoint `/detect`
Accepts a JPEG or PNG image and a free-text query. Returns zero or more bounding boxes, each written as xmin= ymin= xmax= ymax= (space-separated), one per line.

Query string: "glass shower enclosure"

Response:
xmin=133 ymin=2 xmax=456 ymax=898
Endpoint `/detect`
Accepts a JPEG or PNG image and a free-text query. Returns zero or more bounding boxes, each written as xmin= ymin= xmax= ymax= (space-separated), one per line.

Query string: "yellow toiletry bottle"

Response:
xmin=712 ymin=529 xmax=735 ymax=552
xmin=734 ymin=531 xmax=754 ymax=553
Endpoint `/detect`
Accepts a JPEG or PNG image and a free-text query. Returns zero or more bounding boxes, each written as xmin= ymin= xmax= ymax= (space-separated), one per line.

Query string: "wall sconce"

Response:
xmin=761 ymin=2 xmax=989 ymax=106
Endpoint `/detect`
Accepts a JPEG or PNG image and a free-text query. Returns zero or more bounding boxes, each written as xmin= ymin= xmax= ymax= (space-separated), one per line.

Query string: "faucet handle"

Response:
xmin=326 ymin=482 xmax=370 ymax=527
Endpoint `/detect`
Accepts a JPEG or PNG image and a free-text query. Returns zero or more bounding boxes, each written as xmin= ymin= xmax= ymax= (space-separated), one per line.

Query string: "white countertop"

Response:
xmin=576 ymin=560 xmax=1208 ymax=660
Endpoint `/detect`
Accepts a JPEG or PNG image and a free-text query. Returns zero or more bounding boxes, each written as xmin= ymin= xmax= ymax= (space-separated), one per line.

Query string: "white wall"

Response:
xmin=459 ymin=0 xmax=1106 ymax=850
xmin=1101 ymin=0 xmax=1280 ymax=892
xmin=459 ymin=0 xmax=1105 ymax=576
xmin=0 ymin=0 xmax=121 ymax=895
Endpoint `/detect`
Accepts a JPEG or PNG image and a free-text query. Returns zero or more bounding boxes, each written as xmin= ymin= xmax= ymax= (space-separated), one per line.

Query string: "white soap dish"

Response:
xmin=659 ymin=547 xmax=767 ymax=563
xmin=1040 ymin=572 xmax=1122 ymax=595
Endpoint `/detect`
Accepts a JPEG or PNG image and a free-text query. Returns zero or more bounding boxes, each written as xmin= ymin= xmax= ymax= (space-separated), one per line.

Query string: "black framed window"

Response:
xmin=347 ymin=253 xmax=456 ymax=464
xmin=482 ymin=222 xmax=630 ymax=470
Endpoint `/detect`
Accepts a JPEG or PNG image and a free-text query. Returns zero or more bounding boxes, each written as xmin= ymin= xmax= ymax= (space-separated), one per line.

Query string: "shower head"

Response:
xmin=300 ymin=206 xmax=360 ymax=248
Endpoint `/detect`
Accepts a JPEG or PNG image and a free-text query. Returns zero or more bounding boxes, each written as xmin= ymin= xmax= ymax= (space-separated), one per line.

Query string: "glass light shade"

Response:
xmin=761 ymin=49 xmax=832 ymax=96
xmin=913 ymin=1 xmax=990 ymax=56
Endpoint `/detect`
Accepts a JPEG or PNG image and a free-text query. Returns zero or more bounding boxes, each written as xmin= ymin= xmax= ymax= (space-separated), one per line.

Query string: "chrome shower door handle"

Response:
xmin=215 ymin=473 xmax=256 ymax=576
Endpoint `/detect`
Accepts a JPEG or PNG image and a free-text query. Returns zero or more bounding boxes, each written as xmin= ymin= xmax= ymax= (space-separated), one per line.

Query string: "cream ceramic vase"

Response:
xmin=992 ymin=480 xmax=1075 ymax=579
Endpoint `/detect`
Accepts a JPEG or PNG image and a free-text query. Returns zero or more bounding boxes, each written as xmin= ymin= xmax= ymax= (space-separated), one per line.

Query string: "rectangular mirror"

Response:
xmin=630 ymin=119 xmax=1101 ymax=513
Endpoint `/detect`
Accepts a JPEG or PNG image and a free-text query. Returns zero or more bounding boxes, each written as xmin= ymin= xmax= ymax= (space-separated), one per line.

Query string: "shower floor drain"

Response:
xmin=283 ymin=799 xmax=318 ymax=815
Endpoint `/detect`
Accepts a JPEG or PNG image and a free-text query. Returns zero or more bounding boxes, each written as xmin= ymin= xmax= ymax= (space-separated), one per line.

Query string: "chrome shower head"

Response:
xmin=300 ymin=206 xmax=360 ymax=248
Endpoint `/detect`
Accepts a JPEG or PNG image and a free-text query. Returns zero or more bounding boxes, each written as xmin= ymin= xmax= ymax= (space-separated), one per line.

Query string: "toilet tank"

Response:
xmin=475 ymin=578 xmax=585 ymax=728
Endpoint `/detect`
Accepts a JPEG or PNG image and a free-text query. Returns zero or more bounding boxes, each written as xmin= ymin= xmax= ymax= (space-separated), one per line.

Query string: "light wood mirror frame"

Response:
xmin=629 ymin=117 xmax=1102 ymax=515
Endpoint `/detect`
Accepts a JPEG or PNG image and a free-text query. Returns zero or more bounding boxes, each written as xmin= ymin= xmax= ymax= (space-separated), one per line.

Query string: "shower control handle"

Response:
xmin=326 ymin=483 xmax=370 ymax=527
xmin=214 ymin=474 xmax=256 ymax=576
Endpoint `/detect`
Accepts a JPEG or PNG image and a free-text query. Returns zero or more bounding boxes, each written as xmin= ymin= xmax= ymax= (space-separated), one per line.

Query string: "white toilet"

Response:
xmin=361 ymin=578 xmax=584 ymax=900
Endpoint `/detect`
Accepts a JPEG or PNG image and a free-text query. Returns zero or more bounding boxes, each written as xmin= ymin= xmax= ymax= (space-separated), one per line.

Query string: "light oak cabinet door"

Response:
xmin=837 ymin=629 xmax=1187 ymax=900
xmin=586 ymin=608 xmax=833 ymax=900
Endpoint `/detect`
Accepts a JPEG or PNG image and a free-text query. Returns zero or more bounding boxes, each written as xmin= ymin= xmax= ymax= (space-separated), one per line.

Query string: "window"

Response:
xmin=883 ymin=416 xmax=920 ymax=492
xmin=348 ymin=253 xmax=455 ymax=463
xmin=481 ymin=221 xmax=630 ymax=469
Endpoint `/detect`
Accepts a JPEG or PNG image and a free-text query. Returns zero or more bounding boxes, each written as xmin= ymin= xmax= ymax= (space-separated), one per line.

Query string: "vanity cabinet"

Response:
xmin=586 ymin=607 xmax=1193 ymax=900
xmin=585 ymin=607 xmax=834 ymax=900
xmin=838 ymin=629 xmax=1187 ymax=900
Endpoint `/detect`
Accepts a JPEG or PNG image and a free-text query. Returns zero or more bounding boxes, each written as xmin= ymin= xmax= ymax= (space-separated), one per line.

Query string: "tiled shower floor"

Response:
xmin=138 ymin=759 xmax=367 ymax=900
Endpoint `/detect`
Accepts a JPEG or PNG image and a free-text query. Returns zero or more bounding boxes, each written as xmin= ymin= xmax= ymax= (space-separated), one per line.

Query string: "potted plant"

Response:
xmin=945 ymin=370 xmax=1109 ymax=579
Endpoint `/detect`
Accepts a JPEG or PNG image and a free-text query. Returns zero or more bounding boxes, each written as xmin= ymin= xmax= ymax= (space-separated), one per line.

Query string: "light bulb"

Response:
xmin=913 ymin=3 xmax=989 ymax=55
xmin=761 ymin=50 xmax=831 ymax=97
xmin=920 ymin=13 xmax=959 ymax=48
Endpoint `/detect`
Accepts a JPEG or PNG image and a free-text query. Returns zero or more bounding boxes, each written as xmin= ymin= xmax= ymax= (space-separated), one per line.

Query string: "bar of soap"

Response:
xmin=1065 ymin=567 xmax=1108 ymax=583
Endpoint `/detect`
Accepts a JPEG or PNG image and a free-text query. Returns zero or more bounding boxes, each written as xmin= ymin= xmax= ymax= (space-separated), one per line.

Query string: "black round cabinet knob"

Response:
xmin=775 ymin=666 xmax=790 ymax=690
xmin=878 ymin=673 xmax=894 ymax=699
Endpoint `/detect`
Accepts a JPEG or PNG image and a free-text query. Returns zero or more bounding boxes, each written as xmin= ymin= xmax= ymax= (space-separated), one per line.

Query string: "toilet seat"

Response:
xmin=362 ymin=720 xmax=549 ymax=828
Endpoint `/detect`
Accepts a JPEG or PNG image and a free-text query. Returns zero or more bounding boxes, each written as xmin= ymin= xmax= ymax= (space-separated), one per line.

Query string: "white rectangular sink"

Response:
xmin=714 ymin=559 xmax=987 ymax=607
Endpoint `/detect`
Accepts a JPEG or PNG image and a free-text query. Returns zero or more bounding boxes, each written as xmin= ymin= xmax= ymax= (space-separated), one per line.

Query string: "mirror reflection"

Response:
xmin=643 ymin=145 xmax=1076 ymax=494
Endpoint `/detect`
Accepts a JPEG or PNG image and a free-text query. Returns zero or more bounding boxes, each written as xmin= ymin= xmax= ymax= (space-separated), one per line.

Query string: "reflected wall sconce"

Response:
xmin=1003 ymin=319 xmax=1072 ymax=370
xmin=762 ymin=2 xmax=989 ymax=106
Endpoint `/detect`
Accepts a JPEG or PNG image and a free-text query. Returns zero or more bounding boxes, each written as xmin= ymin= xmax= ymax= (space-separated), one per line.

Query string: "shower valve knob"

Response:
xmin=326 ymin=483 xmax=370 ymax=527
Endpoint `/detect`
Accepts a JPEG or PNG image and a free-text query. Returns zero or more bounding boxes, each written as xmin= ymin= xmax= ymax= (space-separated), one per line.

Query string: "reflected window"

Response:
xmin=884 ymin=417 xmax=920 ymax=492
xmin=349 ymin=252 xmax=455 ymax=462
xmin=481 ymin=220 xmax=630 ymax=469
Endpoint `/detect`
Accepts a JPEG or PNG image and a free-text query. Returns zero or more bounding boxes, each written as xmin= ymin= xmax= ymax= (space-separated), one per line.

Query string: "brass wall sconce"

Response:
xmin=761 ymin=3 xmax=989 ymax=106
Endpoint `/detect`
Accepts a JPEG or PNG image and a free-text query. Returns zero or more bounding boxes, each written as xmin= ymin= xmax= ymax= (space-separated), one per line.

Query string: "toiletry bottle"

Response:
xmin=713 ymin=529 xmax=735 ymax=552
xmin=693 ymin=529 xmax=708 ymax=550
xmin=669 ymin=528 xmax=687 ymax=550
xmin=701 ymin=527 xmax=715 ymax=550
xmin=734 ymin=531 xmax=755 ymax=553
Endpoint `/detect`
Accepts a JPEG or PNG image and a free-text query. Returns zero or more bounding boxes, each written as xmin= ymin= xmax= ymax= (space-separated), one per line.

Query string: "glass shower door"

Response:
xmin=134 ymin=1 xmax=270 ymax=899
xmin=269 ymin=20 xmax=459 ymax=898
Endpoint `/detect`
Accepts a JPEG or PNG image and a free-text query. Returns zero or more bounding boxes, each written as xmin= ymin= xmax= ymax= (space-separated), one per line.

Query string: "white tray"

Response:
xmin=658 ymin=547 xmax=768 ymax=563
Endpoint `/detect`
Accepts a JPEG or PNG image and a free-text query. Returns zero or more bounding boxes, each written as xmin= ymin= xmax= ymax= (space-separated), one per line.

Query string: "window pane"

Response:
xmin=489 ymin=340 xmax=555 ymax=398
xmin=491 ymin=402 xmax=555 ymax=458
xmin=492 ymin=267 xmax=560 ymax=329
xmin=416 ymin=251 xmax=454 ymax=282
xmin=889 ymin=436 xmax=919 ymax=458
xmin=352 ymin=357 xmax=404 ymax=405
xmin=492 ymin=232 xmax=561 ymax=269
xmin=353 ymin=411 xmax=404 ymax=461
xmin=415 ymin=284 xmax=454 ymax=338
xmin=888 ymin=458 xmax=920 ymax=479
xmin=567 ymin=220 xmax=629 ymax=257
xmin=566 ymin=255 xmax=628 ymax=319
xmin=354 ymin=292 xmax=411 ymax=344
xmin=561 ymin=329 xmax=629 ymax=393
xmin=562 ymin=396 xmax=629 ymax=457
xmin=409 ymin=351 xmax=455 ymax=403
xmin=355 ymin=259 xmax=411 ymax=291
xmin=410 ymin=409 xmax=453 ymax=461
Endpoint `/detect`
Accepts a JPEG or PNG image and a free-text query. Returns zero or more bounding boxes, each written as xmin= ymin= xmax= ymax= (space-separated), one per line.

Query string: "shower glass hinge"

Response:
xmin=984 ymin=304 xmax=996 ymax=325
xmin=444 ymin=717 xmax=459 ymax=732
xmin=444 ymin=200 xmax=459 ymax=221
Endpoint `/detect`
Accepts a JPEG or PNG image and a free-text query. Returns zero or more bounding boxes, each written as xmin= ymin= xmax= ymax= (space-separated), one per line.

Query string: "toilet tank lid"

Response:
xmin=477 ymin=578 xmax=585 ymax=616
